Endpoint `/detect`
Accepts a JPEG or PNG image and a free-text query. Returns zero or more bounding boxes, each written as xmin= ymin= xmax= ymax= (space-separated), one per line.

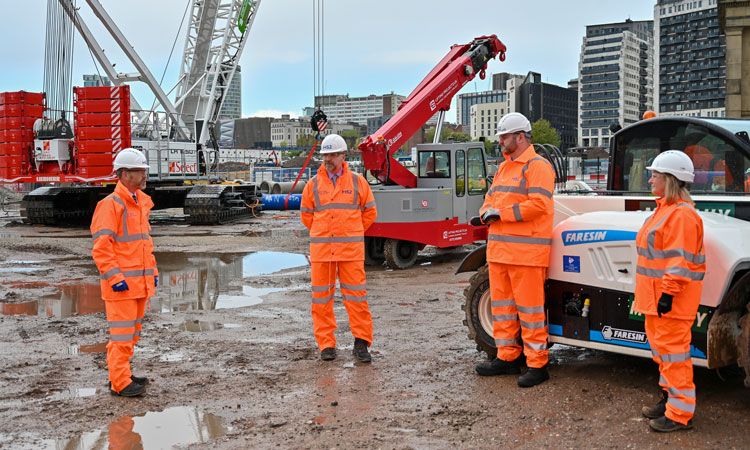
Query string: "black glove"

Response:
xmin=112 ymin=281 xmax=129 ymax=292
xmin=470 ymin=216 xmax=484 ymax=226
xmin=657 ymin=293 xmax=673 ymax=317
xmin=481 ymin=210 xmax=500 ymax=224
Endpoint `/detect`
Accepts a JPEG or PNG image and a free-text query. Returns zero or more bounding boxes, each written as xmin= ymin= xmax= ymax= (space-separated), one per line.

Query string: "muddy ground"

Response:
xmin=0 ymin=206 xmax=748 ymax=449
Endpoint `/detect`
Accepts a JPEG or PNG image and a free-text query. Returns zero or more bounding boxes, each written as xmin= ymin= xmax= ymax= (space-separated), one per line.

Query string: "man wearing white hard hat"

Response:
xmin=475 ymin=113 xmax=556 ymax=388
xmin=300 ymin=134 xmax=378 ymax=363
xmin=90 ymin=148 xmax=158 ymax=397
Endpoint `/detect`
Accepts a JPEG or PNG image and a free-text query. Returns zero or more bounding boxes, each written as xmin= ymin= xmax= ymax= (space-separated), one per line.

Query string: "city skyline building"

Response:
xmin=271 ymin=114 xmax=354 ymax=147
xmin=456 ymin=90 xmax=508 ymax=127
xmin=82 ymin=74 xmax=111 ymax=87
xmin=655 ymin=0 xmax=726 ymax=117
xmin=577 ymin=19 xmax=654 ymax=148
xmin=315 ymin=93 xmax=404 ymax=126
xmin=217 ymin=65 xmax=242 ymax=120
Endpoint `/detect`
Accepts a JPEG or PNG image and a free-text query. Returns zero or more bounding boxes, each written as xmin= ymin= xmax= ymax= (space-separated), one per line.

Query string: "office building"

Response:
xmin=470 ymin=102 xmax=507 ymax=142
xmin=271 ymin=115 xmax=355 ymax=147
xmin=655 ymin=1 xmax=725 ymax=117
xmin=578 ymin=19 xmax=654 ymax=147
xmin=217 ymin=65 xmax=242 ymax=120
xmin=508 ymin=72 xmax=578 ymax=150
xmin=83 ymin=74 xmax=111 ymax=87
xmin=315 ymin=93 xmax=404 ymax=126
xmin=456 ymin=90 xmax=508 ymax=127
xmin=719 ymin=0 xmax=750 ymax=118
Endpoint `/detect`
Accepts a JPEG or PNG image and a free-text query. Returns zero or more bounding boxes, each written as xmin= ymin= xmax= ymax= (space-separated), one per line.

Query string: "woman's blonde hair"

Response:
xmin=663 ymin=172 xmax=693 ymax=205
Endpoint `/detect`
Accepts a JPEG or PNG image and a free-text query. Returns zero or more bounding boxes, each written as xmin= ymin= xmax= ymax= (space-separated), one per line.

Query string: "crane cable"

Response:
xmin=284 ymin=0 xmax=325 ymax=209
xmin=43 ymin=0 xmax=76 ymax=120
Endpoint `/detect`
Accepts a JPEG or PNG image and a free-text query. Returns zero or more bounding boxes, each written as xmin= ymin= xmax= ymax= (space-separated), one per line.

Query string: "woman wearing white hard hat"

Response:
xmin=633 ymin=150 xmax=706 ymax=432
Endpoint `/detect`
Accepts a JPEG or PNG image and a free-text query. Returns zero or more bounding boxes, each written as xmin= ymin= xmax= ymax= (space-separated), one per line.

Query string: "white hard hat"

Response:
xmin=646 ymin=150 xmax=694 ymax=183
xmin=113 ymin=148 xmax=149 ymax=170
xmin=745 ymin=168 xmax=750 ymax=175
xmin=496 ymin=112 xmax=531 ymax=136
xmin=320 ymin=134 xmax=347 ymax=154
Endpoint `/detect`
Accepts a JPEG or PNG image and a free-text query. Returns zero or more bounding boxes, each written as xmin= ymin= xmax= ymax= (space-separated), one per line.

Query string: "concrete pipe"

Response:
xmin=276 ymin=181 xmax=306 ymax=194
xmin=270 ymin=182 xmax=282 ymax=194
xmin=259 ymin=180 xmax=272 ymax=194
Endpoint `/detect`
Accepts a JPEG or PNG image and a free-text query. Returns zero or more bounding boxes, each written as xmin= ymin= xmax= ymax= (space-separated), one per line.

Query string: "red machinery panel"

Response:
xmin=74 ymin=99 xmax=130 ymax=114
xmin=0 ymin=91 xmax=45 ymax=106
xmin=75 ymin=112 xmax=129 ymax=128
xmin=77 ymin=153 xmax=115 ymax=166
xmin=0 ymin=129 xmax=34 ymax=143
xmin=0 ymin=143 xmax=28 ymax=156
xmin=77 ymin=166 xmax=113 ymax=177
xmin=0 ymin=104 xmax=45 ymax=118
xmin=76 ymin=126 xmax=129 ymax=141
xmin=76 ymin=139 xmax=126 ymax=154
xmin=73 ymin=85 xmax=129 ymax=101
xmin=0 ymin=117 xmax=37 ymax=131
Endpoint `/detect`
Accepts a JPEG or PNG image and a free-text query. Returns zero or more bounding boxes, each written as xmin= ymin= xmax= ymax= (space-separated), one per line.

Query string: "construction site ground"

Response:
xmin=0 ymin=206 xmax=749 ymax=449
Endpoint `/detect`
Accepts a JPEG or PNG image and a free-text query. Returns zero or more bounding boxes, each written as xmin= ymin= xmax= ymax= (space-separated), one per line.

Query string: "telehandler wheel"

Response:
xmin=739 ymin=301 xmax=750 ymax=388
xmin=461 ymin=264 xmax=498 ymax=359
xmin=364 ymin=236 xmax=385 ymax=267
xmin=383 ymin=238 xmax=418 ymax=269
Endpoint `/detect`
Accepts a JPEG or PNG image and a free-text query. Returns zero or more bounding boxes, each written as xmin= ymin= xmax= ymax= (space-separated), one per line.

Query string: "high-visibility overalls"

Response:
xmin=479 ymin=145 xmax=555 ymax=368
xmin=634 ymin=198 xmax=705 ymax=425
xmin=91 ymin=181 xmax=158 ymax=393
xmin=301 ymin=162 xmax=377 ymax=351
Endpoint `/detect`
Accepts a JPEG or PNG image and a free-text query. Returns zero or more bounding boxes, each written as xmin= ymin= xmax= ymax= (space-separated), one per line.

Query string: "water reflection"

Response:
xmin=0 ymin=251 xmax=308 ymax=316
xmin=48 ymin=406 xmax=227 ymax=449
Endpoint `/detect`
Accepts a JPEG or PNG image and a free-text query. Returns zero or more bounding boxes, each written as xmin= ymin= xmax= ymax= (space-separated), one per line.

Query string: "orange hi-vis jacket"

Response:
xmin=480 ymin=145 xmax=555 ymax=267
xmin=301 ymin=162 xmax=377 ymax=262
xmin=91 ymin=182 xmax=158 ymax=301
xmin=634 ymin=198 xmax=705 ymax=320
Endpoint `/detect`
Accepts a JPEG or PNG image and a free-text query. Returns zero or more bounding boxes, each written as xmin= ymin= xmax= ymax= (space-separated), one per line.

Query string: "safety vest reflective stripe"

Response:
xmin=342 ymin=294 xmax=367 ymax=302
xmin=341 ymin=282 xmax=366 ymax=290
xmin=492 ymin=299 xmax=515 ymax=307
xmin=517 ymin=305 xmax=545 ymax=314
xmin=525 ymin=342 xmax=547 ymax=350
xmin=309 ymin=236 xmax=364 ymax=244
xmin=637 ymin=247 xmax=706 ymax=264
xmin=109 ymin=334 xmax=134 ymax=342
xmin=520 ymin=319 xmax=546 ymax=329
xmin=100 ymin=268 xmax=156 ymax=280
xmin=312 ymin=294 xmax=334 ymax=304
xmin=668 ymin=397 xmax=696 ymax=413
xmin=495 ymin=338 xmax=519 ymax=346
xmin=109 ymin=319 xmax=137 ymax=328
xmin=528 ymin=186 xmax=553 ymax=198
xmin=312 ymin=173 xmax=359 ymax=211
xmin=512 ymin=204 xmax=522 ymax=221
xmin=134 ymin=330 xmax=141 ymax=337
xmin=312 ymin=284 xmax=336 ymax=292
xmin=300 ymin=206 xmax=314 ymax=213
xmin=101 ymin=195 xmax=152 ymax=243
xmin=93 ymin=229 xmax=117 ymax=240
xmin=493 ymin=313 xmax=518 ymax=322
xmin=489 ymin=185 xmax=527 ymax=195
xmin=660 ymin=375 xmax=696 ymax=397
xmin=636 ymin=266 xmax=705 ymax=281
xmin=659 ymin=350 xmax=692 ymax=363
xmin=488 ymin=235 xmax=552 ymax=246
xmin=362 ymin=201 xmax=376 ymax=209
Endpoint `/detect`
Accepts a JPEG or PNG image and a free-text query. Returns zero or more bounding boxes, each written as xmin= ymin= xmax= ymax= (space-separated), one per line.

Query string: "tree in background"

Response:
xmin=340 ymin=129 xmax=361 ymax=149
xmin=531 ymin=119 xmax=561 ymax=148
xmin=279 ymin=141 xmax=288 ymax=148
xmin=425 ymin=128 xmax=471 ymax=143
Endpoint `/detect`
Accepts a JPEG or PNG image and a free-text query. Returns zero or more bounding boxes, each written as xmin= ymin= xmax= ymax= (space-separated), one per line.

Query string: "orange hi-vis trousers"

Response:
xmin=645 ymin=315 xmax=696 ymax=425
xmin=489 ymin=262 xmax=549 ymax=368
xmin=311 ymin=261 xmax=372 ymax=351
xmin=106 ymin=297 xmax=147 ymax=393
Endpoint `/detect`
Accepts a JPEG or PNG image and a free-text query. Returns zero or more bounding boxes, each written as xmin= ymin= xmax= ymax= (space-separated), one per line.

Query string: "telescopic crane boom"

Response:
xmin=358 ymin=35 xmax=506 ymax=188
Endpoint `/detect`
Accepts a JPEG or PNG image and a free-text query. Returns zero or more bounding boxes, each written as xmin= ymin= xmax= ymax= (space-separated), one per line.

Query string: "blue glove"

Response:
xmin=112 ymin=281 xmax=129 ymax=292
xmin=154 ymin=276 xmax=159 ymax=288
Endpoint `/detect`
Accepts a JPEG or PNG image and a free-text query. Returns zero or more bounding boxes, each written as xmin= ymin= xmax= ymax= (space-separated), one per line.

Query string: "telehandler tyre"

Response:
xmin=462 ymin=264 xmax=498 ymax=359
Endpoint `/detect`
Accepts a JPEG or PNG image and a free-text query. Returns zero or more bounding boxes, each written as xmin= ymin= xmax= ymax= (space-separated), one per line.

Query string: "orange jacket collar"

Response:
xmin=317 ymin=161 xmax=350 ymax=180
xmin=507 ymin=144 xmax=537 ymax=164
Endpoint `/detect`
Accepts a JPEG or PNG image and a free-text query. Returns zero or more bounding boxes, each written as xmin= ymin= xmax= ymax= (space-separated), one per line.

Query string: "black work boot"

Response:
xmin=110 ymin=381 xmax=146 ymax=397
xmin=642 ymin=390 xmax=668 ymax=419
xmin=475 ymin=357 xmax=522 ymax=376
xmin=131 ymin=375 xmax=150 ymax=385
xmin=320 ymin=347 xmax=336 ymax=361
xmin=649 ymin=415 xmax=693 ymax=432
xmin=353 ymin=338 xmax=371 ymax=363
xmin=517 ymin=365 xmax=550 ymax=387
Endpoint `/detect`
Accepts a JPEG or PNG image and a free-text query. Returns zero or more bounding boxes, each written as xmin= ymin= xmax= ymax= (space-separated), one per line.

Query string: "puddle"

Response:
xmin=5 ymin=260 xmax=43 ymax=264
xmin=160 ymin=352 xmax=185 ymax=362
xmin=0 ymin=233 xmax=21 ymax=239
xmin=46 ymin=387 xmax=97 ymax=401
xmin=178 ymin=320 xmax=224 ymax=332
xmin=66 ymin=342 xmax=108 ymax=355
xmin=246 ymin=229 xmax=310 ymax=239
xmin=46 ymin=406 xmax=228 ymax=449
xmin=0 ymin=267 xmax=49 ymax=273
xmin=0 ymin=251 xmax=307 ymax=317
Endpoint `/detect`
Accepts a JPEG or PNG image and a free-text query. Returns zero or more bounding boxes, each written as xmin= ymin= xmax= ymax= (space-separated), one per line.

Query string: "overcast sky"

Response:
xmin=1 ymin=0 xmax=657 ymax=120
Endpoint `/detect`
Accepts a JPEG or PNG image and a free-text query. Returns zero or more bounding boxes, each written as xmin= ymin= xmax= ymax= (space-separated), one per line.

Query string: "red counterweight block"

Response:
xmin=0 ymin=91 xmax=46 ymax=180
xmin=73 ymin=86 xmax=132 ymax=177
